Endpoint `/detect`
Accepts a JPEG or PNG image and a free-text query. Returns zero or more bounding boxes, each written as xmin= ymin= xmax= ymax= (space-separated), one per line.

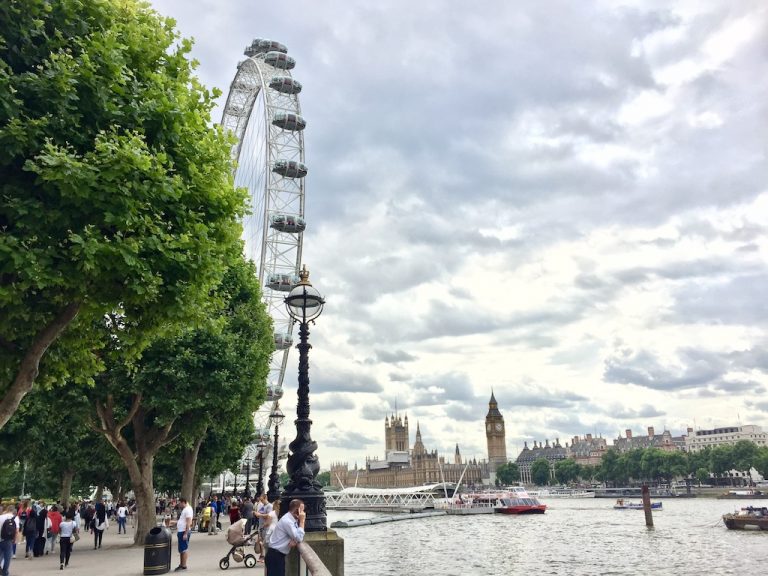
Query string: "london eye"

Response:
xmin=220 ymin=38 xmax=307 ymax=486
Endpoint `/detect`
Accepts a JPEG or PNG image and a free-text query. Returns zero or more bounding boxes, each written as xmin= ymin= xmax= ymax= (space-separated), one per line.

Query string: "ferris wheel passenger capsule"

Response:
xmin=272 ymin=160 xmax=308 ymax=178
xmin=263 ymin=51 xmax=296 ymax=70
xmin=272 ymin=112 xmax=306 ymax=131
xmin=273 ymin=333 xmax=294 ymax=350
xmin=245 ymin=39 xmax=287 ymax=56
xmin=270 ymin=76 xmax=303 ymax=94
xmin=270 ymin=214 xmax=306 ymax=234
xmin=266 ymin=273 xmax=300 ymax=292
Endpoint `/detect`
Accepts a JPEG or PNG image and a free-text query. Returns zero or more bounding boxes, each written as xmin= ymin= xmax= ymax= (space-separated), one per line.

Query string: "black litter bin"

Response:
xmin=144 ymin=526 xmax=172 ymax=575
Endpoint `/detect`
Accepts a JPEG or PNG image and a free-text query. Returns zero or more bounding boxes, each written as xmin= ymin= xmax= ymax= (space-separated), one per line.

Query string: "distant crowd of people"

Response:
xmin=0 ymin=497 xmax=133 ymax=574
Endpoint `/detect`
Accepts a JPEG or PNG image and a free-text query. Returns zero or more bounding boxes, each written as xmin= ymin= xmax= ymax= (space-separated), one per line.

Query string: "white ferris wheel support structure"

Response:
xmin=220 ymin=38 xmax=307 ymax=488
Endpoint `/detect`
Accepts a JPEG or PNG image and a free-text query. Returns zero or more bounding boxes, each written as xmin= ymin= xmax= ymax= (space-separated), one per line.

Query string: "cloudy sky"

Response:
xmin=150 ymin=0 xmax=767 ymax=469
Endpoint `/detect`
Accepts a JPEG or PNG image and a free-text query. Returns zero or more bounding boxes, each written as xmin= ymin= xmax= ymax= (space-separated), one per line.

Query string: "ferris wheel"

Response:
xmin=220 ymin=38 xmax=306 ymax=476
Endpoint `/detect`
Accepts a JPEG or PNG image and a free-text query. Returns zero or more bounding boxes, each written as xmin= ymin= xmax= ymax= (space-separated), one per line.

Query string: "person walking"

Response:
xmin=58 ymin=510 xmax=78 ymax=570
xmin=92 ymin=514 xmax=106 ymax=549
xmin=172 ymin=497 xmax=194 ymax=572
xmin=47 ymin=505 xmax=62 ymax=555
xmin=241 ymin=497 xmax=254 ymax=535
xmin=23 ymin=507 xmax=37 ymax=558
xmin=264 ymin=499 xmax=305 ymax=576
xmin=0 ymin=504 xmax=19 ymax=576
xmin=116 ymin=502 xmax=128 ymax=535
xmin=255 ymin=494 xmax=273 ymax=563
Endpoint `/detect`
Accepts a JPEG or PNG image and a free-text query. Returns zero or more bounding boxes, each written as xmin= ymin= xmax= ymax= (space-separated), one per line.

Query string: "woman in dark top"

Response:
xmin=23 ymin=508 xmax=37 ymax=558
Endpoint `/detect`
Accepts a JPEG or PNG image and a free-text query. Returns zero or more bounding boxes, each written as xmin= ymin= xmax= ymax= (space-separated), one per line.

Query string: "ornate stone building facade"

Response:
xmin=329 ymin=394 xmax=506 ymax=489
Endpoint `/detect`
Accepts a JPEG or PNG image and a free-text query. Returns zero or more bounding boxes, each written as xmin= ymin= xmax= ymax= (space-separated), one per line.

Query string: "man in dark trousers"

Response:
xmin=264 ymin=499 xmax=305 ymax=576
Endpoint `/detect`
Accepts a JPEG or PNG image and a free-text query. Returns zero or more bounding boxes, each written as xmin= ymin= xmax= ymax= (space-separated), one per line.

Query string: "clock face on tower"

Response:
xmin=495 ymin=423 xmax=503 ymax=431
xmin=486 ymin=423 xmax=492 ymax=432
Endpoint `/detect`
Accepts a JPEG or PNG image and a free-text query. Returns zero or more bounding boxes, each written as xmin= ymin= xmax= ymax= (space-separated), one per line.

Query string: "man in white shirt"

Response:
xmin=264 ymin=499 xmax=305 ymax=576
xmin=0 ymin=505 xmax=19 ymax=576
xmin=173 ymin=498 xmax=194 ymax=571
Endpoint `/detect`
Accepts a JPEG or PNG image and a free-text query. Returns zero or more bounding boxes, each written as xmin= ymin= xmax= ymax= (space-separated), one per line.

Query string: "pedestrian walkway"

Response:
xmin=7 ymin=519 xmax=263 ymax=576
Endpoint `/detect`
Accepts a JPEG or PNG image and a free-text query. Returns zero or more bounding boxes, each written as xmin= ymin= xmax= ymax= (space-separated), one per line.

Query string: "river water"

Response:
xmin=328 ymin=498 xmax=764 ymax=575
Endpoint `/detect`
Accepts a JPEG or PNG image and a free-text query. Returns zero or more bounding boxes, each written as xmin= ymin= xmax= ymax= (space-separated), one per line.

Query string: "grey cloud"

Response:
xmin=311 ymin=394 xmax=356 ymax=411
xmin=371 ymin=349 xmax=417 ymax=364
xmin=311 ymin=365 xmax=383 ymax=394
xmin=669 ymin=273 xmax=768 ymax=325
xmin=323 ymin=430 xmax=379 ymax=450
xmin=606 ymin=403 xmax=666 ymax=419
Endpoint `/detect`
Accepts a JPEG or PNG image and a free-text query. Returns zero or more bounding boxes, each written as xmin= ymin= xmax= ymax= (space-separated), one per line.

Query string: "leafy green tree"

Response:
xmin=640 ymin=448 xmax=665 ymax=482
xmin=597 ymin=449 xmax=621 ymax=486
xmin=731 ymin=440 xmax=758 ymax=480
xmin=711 ymin=445 xmax=735 ymax=485
xmin=496 ymin=462 xmax=520 ymax=485
xmin=754 ymin=447 xmax=768 ymax=480
xmin=90 ymin=257 xmax=271 ymax=543
xmin=317 ymin=471 xmax=331 ymax=487
xmin=0 ymin=0 xmax=244 ymax=428
xmin=658 ymin=451 xmax=687 ymax=483
xmin=554 ymin=459 xmax=581 ymax=485
xmin=695 ymin=467 xmax=711 ymax=485
xmin=530 ymin=458 xmax=551 ymax=486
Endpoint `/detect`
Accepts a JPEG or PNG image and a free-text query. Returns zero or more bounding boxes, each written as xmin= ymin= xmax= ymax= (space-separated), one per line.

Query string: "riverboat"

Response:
xmin=462 ymin=488 xmax=546 ymax=514
xmin=717 ymin=489 xmax=768 ymax=499
xmin=529 ymin=488 xmax=595 ymax=499
xmin=613 ymin=499 xmax=662 ymax=510
xmin=495 ymin=487 xmax=547 ymax=514
xmin=723 ymin=506 xmax=768 ymax=530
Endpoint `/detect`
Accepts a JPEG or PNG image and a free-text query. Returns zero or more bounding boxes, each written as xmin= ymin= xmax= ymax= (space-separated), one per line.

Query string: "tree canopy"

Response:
xmin=0 ymin=0 xmax=245 ymax=428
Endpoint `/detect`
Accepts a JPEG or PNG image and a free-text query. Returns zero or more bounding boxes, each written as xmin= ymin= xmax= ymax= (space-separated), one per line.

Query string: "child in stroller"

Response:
xmin=219 ymin=518 xmax=259 ymax=570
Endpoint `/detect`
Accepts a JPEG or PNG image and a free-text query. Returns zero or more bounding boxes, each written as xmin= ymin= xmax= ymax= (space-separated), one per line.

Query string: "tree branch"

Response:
xmin=0 ymin=301 xmax=81 ymax=429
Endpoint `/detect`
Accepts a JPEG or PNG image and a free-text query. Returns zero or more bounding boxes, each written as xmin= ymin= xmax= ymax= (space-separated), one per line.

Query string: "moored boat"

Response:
xmin=717 ymin=489 xmax=768 ymax=499
xmin=495 ymin=487 xmax=547 ymax=514
xmin=613 ymin=498 xmax=662 ymax=510
xmin=723 ymin=506 xmax=768 ymax=530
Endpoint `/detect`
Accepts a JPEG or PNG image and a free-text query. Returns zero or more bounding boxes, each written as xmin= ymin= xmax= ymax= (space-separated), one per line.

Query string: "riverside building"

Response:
xmin=329 ymin=394 xmax=506 ymax=489
xmin=685 ymin=424 xmax=768 ymax=452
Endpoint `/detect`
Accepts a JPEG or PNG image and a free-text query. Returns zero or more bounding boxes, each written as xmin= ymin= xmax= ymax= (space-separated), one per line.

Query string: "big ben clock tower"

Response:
xmin=485 ymin=391 xmax=507 ymax=469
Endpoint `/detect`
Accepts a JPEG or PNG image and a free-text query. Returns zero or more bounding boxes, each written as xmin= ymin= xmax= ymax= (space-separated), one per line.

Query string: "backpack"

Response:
xmin=1 ymin=517 xmax=16 ymax=541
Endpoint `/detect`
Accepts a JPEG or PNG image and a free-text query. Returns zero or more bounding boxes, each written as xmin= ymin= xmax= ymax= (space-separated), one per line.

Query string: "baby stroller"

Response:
xmin=219 ymin=519 xmax=259 ymax=570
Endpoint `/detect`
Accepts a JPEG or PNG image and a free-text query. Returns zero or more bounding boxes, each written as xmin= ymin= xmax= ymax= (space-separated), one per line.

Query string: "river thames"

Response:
xmin=328 ymin=497 xmax=764 ymax=575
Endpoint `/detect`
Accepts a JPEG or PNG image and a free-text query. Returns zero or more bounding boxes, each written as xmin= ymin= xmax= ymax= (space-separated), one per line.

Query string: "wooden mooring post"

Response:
xmin=641 ymin=483 xmax=653 ymax=527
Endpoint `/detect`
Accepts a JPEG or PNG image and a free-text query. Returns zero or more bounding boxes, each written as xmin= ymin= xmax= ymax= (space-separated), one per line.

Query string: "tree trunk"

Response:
xmin=60 ymin=469 xmax=75 ymax=508
xmin=133 ymin=456 xmax=157 ymax=544
xmin=0 ymin=302 xmax=81 ymax=429
xmin=181 ymin=435 xmax=205 ymax=505
xmin=94 ymin=485 xmax=104 ymax=501
xmin=95 ymin=395 xmax=176 ymax=545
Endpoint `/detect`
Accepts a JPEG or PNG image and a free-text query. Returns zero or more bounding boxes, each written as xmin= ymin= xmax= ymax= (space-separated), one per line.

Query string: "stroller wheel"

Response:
xmin=219 ymin=557 xmax=230 ymax=570
xmin=244 ymin=554 xmax=257 ymax=568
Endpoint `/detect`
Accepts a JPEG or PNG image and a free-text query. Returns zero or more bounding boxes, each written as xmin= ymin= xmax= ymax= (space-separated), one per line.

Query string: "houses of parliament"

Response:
xmin=329 ymin=393 xmax=507 ymax=489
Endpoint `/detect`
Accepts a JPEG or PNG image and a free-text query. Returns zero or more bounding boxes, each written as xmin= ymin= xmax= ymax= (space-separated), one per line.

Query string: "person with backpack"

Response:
xmin=23 ymin=507 xmax=37 ymax=558
xmin=0 ymin=504 xmax=19 ymax=576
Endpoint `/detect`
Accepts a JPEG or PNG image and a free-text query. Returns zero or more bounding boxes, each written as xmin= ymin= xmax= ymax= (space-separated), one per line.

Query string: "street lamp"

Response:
xmin=243 ymin=457 xmax=251 ymax=497
xmin=256 ymin=440 xmax=267 ymax=497
xmin=281 ymin=265 xmax=326 ymax=531
xmin=266 ymin=404 xmax=285 ymax=504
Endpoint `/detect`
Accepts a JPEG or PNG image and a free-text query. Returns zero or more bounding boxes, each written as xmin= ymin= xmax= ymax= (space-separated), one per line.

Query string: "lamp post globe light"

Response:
xmin=266 ymin=404 xmax=285 ymax=504
xmin=256 ymin=439 xmax=267 ymax=497
xmin=281 ymin=265 xmax=326 ymax=531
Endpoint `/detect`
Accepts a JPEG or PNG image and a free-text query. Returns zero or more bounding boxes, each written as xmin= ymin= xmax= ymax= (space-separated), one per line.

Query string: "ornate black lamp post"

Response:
xmin=243 ymin=457 xmax=251 ymax=497
xmin=256 ymin=440 xmax=267 ymax=497
xmin=266 ymin=404 xmax=285 ymax=503
xmin=281 ymin=265 xmax=326 ymax=531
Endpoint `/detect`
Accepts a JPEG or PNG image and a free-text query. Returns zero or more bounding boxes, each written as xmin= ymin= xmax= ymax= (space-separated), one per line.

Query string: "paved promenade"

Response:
xmin=8 ymin=519 xmax=263 ymax=576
